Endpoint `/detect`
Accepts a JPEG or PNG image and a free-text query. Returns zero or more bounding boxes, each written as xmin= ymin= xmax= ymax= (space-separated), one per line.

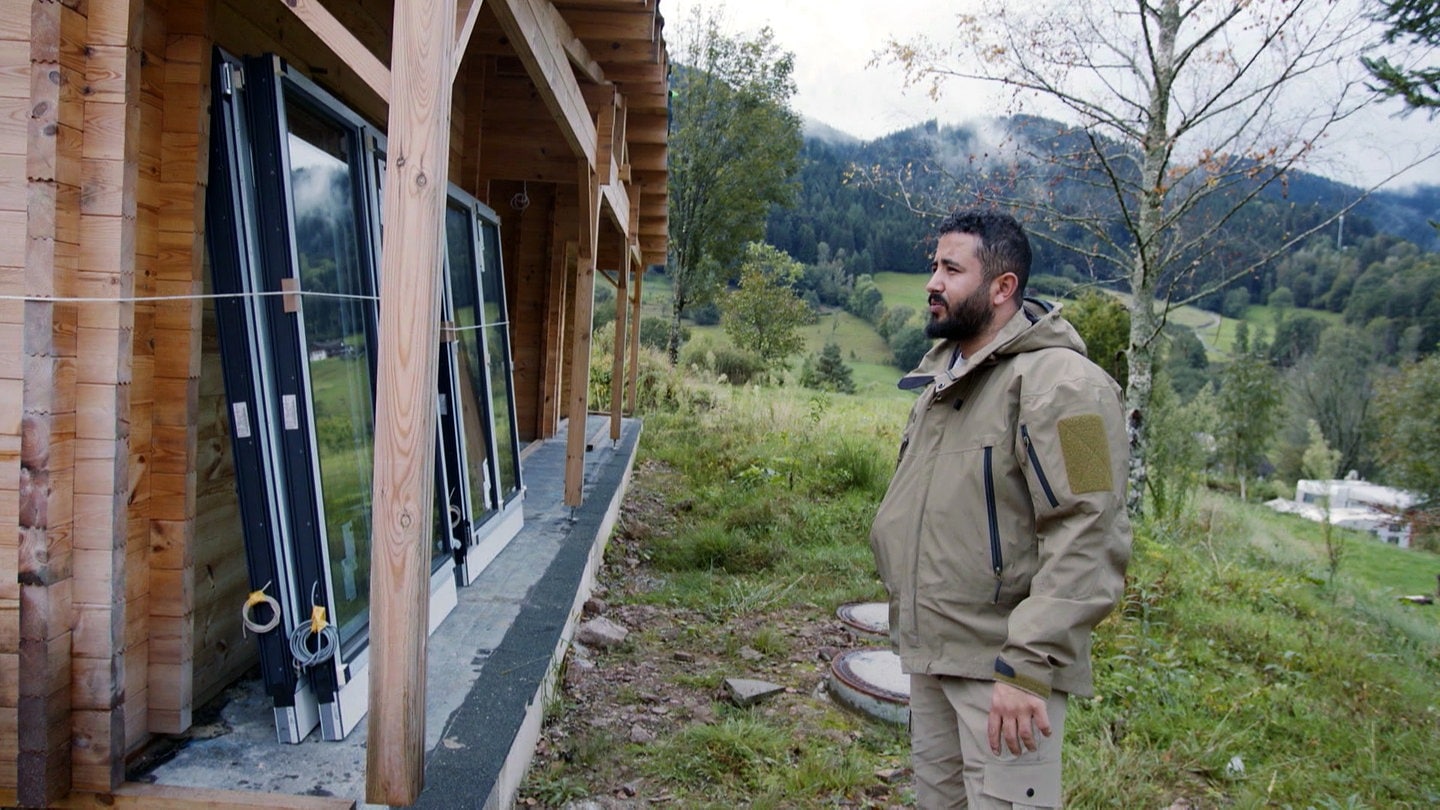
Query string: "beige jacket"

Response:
xmin=869 ymin=300 xmax=1131 ymax=698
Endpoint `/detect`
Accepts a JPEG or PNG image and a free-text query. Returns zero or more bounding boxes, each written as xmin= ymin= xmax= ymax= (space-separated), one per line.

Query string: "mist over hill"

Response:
xmin=769 ymin=116 xmax=1438 ymax=288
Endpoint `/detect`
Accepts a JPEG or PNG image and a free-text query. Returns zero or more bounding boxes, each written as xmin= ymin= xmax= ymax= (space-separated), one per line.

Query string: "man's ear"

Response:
xmin=991 ymin=272 xmax=1020 ymax=306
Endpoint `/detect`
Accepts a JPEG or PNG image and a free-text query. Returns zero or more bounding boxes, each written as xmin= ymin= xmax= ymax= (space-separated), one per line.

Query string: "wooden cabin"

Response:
xmin=0 ymin=0 xmax=669 ymax=805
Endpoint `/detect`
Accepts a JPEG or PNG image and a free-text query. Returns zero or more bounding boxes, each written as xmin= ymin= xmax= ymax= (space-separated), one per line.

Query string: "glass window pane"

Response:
xmin=286 ymin=99 xmax=373 ymax=651
xmin=479 ymin=220 xmax=521 ymax=501
xmin=446 ymin=204 xmax=496 ymax=519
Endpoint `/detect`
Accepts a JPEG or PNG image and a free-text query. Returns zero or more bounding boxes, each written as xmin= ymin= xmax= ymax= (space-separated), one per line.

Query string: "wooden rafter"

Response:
xmin=451 ymin=0 xmax=486 ymax=82
xmin=274 ymin=0 xmax=392 ymax=102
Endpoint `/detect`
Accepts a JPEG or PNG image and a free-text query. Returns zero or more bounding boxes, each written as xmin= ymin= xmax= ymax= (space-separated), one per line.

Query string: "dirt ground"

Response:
xmin=518 ymin=460 xmax=911 ymax=808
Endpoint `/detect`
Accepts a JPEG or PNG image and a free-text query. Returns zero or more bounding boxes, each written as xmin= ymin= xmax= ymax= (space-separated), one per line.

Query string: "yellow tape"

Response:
xmin=310 ymin=606 xmax=328 ymax=635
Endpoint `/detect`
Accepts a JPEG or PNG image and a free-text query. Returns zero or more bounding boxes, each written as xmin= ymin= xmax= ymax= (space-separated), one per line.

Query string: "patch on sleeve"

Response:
xmin=1057 ymin=413 xmax=1113 ymax=494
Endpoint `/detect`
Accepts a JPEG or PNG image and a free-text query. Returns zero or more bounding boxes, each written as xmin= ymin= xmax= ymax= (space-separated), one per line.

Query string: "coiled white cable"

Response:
xmin=288 ymin=584 xmax=340 ymax=670
xmin=240 ymin=582 xmax=282 ymax=635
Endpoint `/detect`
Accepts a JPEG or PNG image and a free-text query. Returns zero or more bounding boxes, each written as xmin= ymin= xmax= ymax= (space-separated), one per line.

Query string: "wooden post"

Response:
xmin=608 ymin=251 xmax=628 ymax=440
xmin=626 ymin=263 xmax=642 ymax=414
xmin=365 ymin=0 xmax=457 ymax=804
xmin=564 ymin=162 xmax=599 ymax=506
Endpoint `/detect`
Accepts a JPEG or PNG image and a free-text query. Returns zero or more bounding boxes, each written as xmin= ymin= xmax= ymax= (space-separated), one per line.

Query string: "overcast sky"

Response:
xmin=662 ymin=0 xmax=1439 ymax=191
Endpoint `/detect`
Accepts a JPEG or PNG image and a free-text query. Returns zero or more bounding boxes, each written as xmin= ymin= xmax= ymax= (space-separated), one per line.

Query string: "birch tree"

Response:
xmin=880 ymin=0 xmax=1436 ymax=512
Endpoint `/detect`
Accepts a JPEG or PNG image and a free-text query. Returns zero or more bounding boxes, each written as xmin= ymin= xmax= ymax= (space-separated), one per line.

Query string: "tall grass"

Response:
xmin=525 ymin=369 xmax=1440 ymax=808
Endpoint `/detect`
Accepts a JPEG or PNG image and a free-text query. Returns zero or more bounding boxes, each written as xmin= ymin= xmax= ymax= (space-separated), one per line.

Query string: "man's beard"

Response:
xmin=925 ymin=284 xmax=993 ymax=341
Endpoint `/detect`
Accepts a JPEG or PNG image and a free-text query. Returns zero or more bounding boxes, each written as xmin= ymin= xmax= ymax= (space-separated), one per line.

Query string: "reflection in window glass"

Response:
xmin=479 ymin=220 xmax=520 ymax=502
xmin=445 ymin=204 xmax=496 ymax=521
xmin=286 ymin=99 xmax=373 ymax=651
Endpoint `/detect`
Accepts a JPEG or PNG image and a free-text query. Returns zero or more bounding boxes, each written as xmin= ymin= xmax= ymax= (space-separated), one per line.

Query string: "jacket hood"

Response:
xmin=898 ymin=298 xmax=1088 ymax=391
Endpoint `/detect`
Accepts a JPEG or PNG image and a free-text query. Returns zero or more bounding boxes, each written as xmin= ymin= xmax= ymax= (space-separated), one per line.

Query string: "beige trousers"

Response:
xmin=909 ymin=673 xmax=1068 ymax=809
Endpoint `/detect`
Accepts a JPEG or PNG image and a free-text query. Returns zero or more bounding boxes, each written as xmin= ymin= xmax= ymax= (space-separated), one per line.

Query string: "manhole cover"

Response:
xmin=829 ymin=648 xmax=909 ymax=726
xmin=835 ymin=601 xmax=889 ymax=636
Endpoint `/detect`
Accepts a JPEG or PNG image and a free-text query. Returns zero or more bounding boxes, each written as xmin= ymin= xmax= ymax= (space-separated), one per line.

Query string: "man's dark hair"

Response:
xmin=937 ymin=210 xmax=1031 ymax=297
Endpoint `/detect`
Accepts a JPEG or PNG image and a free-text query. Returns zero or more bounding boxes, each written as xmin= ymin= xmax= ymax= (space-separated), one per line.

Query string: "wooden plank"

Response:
xmin=564 ymin=8 xmax=657 ymax=42
xmin=0 ymin=40 xmax=26 ymax=101
xmin=366 ymin=0 xmax=457 ymax=803
xmin=276 ymin=0 xmax=391 ymax=103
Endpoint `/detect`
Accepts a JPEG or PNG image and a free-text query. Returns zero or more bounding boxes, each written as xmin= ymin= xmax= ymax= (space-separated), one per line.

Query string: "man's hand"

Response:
xmin=987 ymin=681 xmax=1051 ymax=756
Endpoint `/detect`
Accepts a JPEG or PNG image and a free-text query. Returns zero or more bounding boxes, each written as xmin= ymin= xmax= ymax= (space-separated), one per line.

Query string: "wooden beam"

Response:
xmin=275 ymin=0 xmax=392 ymax=103
xmin=488 ymin=0 xmax=596 ymax=167
xmin=451 ymin=0 xmax=485 ymax=84
xmin=629 ymin=142 xmax=665 ymax=172
xmin=608 ymin=251 xmax=628 ymax=440
xmin=593 ymin=91 xmax=615 ymax=186
xmin=600 ymin=177 xmax=629 ymax=238
xmin=365 ymin=0 xmax=457 ymax=804
xmin=565 ymin=9 xmax=658 ymax=43
xmin=555 ymin=0 xmax=654 ymax=9
xmin=564 ymin=161 xmax=599 ymax=506
xmin=625 ymin=265 xmax=642 ymax=414
xmin=630 ymin=111 xmax=668 ymax=143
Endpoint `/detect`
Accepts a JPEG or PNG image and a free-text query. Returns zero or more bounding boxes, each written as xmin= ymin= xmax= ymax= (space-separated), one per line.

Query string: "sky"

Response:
xmin=662 ymin=0 xmax=1440 ymax=191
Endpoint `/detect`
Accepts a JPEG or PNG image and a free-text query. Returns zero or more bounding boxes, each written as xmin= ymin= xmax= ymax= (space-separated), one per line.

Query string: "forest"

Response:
xmin=765 ymin=118 xmax=1440 ymax=367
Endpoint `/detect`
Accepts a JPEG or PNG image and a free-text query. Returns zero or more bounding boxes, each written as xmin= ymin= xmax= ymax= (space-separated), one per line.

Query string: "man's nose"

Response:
xmin=925 ymin=269 xmax=944 ymax=294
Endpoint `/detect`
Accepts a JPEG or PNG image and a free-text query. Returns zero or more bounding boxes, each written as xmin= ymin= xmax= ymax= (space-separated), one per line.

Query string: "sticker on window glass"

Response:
xmin=283 ymin=394 xmax=299 ymax=430
xmin=232 ymin=402 xmax=251 ymax=439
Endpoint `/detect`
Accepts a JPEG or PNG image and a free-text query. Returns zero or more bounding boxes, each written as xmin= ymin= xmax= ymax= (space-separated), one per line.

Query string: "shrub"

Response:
xmin=639 ymin=316 xmax=684 ymax=352
xmin=588 ymin=323 xmax=712 ymax=414
xmin=710 ymin=346 xmax=766 ymax=386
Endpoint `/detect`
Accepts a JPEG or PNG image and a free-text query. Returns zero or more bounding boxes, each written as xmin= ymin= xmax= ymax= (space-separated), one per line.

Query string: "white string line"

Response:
xmin=0 ymin=289 xmax=381 ymax=305
xmin=0 ymin=290 xmax=516 ymax=332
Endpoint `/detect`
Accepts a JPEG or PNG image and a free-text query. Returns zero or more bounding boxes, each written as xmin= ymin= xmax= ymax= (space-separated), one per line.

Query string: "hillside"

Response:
xmin=522 ymin=380 xmax=1440 ymax=807
xmin=765 ymin=117 xmax=1440 ymax=362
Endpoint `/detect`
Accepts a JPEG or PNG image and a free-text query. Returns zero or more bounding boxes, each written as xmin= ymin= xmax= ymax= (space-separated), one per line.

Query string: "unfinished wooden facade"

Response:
xmin=0 ymin=0 xmax=669 ymax=805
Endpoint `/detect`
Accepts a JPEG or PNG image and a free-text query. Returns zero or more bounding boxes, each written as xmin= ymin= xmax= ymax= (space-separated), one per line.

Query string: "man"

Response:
xmin=869 ymin=210 xmax=1131 ymax=809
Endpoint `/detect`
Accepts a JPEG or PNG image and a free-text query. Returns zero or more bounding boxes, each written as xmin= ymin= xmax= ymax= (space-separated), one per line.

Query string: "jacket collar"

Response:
xmin=897 ymin=298 xmax=1074 ymax=392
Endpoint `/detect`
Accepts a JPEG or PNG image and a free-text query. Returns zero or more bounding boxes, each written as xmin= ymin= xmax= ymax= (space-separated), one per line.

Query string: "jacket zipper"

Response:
xmin=1021 ymin=425 xmax=1060 ymax=508
xmin=983 ymin=446 xmax=1003 ymax=603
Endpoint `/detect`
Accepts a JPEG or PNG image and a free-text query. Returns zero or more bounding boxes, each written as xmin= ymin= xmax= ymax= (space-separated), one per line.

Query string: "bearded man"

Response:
xmin=869 ymin=209 xmax=1132 ymax=809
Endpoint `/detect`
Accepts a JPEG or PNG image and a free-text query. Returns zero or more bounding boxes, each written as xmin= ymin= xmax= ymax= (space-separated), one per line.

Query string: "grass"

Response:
xmin=872 ymin=271 xmax=926 ymax=314
xmin=520 ymin=371 xmax=1440 ymax=808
